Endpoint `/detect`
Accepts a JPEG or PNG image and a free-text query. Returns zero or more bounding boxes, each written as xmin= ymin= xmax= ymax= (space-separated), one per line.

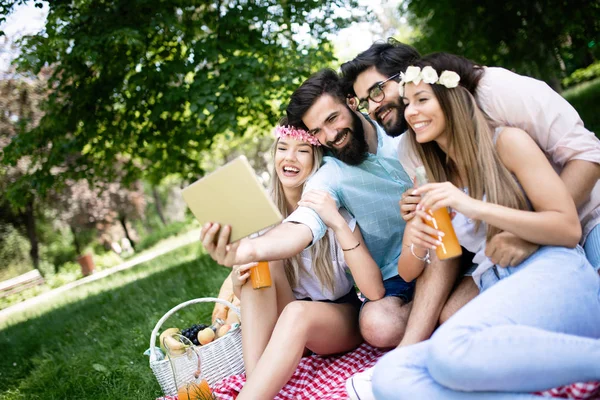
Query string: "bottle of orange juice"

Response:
xmin=177 ymin=379 xmax=213 ymax=400
xmin=415 ymin=166 xmax=462 ymax=260
xmin=249 ymin=261 xmax=272 ymax=289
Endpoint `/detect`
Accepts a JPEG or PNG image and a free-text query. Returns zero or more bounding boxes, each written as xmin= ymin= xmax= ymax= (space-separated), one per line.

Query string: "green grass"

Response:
xmin=563 ymin=77 xmax=600 ymax=137
xmin=0 ymin=223 xmax=200 ymax=311
xmin=0 ymin=243 xmax=230 ymax=400
xmin=135 ymin=219 xmax=197 ymax=253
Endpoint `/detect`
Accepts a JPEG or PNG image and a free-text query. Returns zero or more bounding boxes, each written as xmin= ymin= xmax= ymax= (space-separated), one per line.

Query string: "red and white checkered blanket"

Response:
xmin=157 ymin=343 xmax=600 ymax=400
xmin=211 ymin=342 xmax=384 ymax=399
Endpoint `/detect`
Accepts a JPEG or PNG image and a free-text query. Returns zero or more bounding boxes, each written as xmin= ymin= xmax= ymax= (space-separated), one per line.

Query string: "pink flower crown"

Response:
xmin=274 ymin=125 xmax=321 ymax=146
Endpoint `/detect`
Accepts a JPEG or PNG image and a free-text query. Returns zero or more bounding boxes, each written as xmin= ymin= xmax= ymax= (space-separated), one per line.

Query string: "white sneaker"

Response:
xmin=346 ymin=367 xmax=375 ymax=400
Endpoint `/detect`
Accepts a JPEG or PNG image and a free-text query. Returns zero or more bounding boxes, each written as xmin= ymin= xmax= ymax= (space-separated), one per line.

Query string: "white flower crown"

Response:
xmin=399 ymin=66 xmax=461 ymax=96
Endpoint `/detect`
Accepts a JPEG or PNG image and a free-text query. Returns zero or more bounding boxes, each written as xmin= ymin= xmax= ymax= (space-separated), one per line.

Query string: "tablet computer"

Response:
xmin=182 ymin=155 xmax=283 ymax=242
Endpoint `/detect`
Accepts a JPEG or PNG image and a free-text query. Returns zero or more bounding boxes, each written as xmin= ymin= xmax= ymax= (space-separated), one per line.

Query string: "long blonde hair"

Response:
xmin=407 ymin=82 xmax=528 ymax=240
xmin=269 ymin=137 xmax=336 ymax=294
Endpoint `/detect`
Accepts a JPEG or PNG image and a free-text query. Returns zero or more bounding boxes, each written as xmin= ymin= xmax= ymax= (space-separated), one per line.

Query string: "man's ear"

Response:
xmin=346 ymin=96 xmax=358 ymax=111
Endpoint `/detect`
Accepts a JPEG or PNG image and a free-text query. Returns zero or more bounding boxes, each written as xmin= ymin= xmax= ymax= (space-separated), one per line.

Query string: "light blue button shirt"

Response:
xmin=285 ymin=120 xmax=412 ymax=280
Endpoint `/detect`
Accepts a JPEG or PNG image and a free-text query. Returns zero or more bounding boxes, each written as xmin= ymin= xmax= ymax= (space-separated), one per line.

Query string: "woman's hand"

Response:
xmin=231 ymin=262 xmax=256 ymax=293
xmin=405 ymin=209 xmax=445 ymax=250
xmin=298 ymin=190 xmax=345 ymax=229
xmin=200 ymin=223 xmax=257 ymax=267
xmin=413 ymin=182 xmax=481 ymax=219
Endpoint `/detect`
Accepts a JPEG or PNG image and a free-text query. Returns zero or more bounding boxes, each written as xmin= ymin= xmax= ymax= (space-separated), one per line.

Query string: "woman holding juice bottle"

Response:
xmin=371 ymin=54 xmax=600 ymax=399
xmin=224 ymin=121 xmax=384 ymax=399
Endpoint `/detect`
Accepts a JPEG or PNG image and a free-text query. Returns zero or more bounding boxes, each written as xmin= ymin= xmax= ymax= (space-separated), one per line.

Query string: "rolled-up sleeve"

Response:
xmin=284 ymin=206 xmax=328 ymax=246
xmin=284 ymin=158 xmax=342 ymax=247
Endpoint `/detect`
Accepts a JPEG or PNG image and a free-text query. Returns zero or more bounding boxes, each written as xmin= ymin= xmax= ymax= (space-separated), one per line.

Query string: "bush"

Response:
xmin=563 ymin=78 xmax=600 ymax=137
xmin=0 ymin=224 xmax=31 ymax=281
xmin=92 ymin=251 xmax=123 ymax=269
xmin=45 ymin=261 xmax=82 ymax=288
xmin=563 ymin=61 xmax=600 ymax=88
xmin=40 ymin=228 xmax=78 ymax=272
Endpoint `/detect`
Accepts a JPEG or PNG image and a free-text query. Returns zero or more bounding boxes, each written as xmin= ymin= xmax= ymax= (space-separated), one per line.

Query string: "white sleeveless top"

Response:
xmin=451 ymin=192 xmax=493 ymax=286
xmin=293 ymin=208 xmax=356 ymax=301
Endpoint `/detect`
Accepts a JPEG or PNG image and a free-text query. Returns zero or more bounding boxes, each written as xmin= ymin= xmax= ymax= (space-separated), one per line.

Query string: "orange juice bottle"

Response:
xmin=249 ymin=261 xmax=272 ymax=289
xmin=415 ymin=166 xmax=462 ymax=260
xmin=177 ymin=379 xmax=213 ymax=400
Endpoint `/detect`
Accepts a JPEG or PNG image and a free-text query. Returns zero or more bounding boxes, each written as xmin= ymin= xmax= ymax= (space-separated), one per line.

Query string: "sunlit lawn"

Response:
xmin=0 ymin=243 xmax=229 ymax=400
xmin=0 ymin=221 xmax=200 ymax=311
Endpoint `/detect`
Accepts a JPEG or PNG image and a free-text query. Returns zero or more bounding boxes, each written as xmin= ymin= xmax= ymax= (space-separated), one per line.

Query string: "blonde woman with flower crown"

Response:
xmin=371 ymin=56 xmax=600 ymax=399
xmin=219 ymin=122 xmax=384 ymax=399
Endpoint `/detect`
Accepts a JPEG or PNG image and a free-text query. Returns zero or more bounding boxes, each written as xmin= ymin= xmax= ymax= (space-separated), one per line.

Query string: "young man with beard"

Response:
xmin=201 ymin=69 xmax=463 ymax=361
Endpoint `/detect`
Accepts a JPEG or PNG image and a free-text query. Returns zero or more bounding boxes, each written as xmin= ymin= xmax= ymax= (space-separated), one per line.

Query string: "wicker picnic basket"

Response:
xmin=149 ymin=297 xmax=244 ymax=396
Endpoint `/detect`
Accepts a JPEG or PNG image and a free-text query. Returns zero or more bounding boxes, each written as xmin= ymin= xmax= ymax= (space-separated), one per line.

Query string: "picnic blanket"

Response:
xmin=157 ymin=342 xmax=600 ymax=400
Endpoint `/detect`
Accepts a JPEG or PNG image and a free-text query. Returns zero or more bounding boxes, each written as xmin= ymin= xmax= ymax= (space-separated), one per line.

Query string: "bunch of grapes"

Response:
xmin=181 ymin=324 xmax=208 ymax=346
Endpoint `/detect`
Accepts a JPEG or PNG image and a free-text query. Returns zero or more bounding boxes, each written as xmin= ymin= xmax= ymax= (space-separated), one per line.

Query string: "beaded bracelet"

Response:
xmin=410 ymin=243 xmax=431 ymax=264
xmin=342 ymin=242 xmax=361 ymax=252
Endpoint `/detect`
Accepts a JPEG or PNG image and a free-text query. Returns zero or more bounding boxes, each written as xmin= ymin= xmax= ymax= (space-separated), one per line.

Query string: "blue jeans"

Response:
xmin=372 ymin=246 xmax=600 ymax=399
xmin=361 ymin=275 xmax=415 ymax=305
xmin=584 ymin=224 xmax=600 ymax=271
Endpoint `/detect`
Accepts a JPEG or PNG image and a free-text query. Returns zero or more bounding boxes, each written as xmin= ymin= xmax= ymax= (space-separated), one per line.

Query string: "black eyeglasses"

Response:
xmin=358 ymin=73 xmax=400 ymax=111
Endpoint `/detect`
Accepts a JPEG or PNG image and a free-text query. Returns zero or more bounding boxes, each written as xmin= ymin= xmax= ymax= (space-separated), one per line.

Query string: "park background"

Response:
xmin=0 ymin=0 xmax=598 ymax=398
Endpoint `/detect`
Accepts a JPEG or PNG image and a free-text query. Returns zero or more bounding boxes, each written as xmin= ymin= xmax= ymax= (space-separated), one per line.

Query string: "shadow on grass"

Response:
xmin=0 ymin=249 xmax=231 ymax=400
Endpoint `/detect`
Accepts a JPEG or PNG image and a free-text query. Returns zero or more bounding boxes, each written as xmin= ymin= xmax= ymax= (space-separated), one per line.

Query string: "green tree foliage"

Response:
xmin=1 ymin=0 xmax=359 ymax=207
xmin=0 ymin=66 xmax=49 ymax=270
xmin=402 ymin=0 xmax=600 ymax=85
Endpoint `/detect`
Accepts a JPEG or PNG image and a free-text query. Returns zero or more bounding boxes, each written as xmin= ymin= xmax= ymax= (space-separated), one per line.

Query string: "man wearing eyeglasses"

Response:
xmin=341 ymin=40 xmax=600 ymax=277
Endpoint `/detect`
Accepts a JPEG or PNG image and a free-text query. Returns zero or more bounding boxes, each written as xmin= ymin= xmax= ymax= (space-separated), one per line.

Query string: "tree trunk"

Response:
xmin=71 ymin=225 xmax=81 ymax=255
xmin=152 ymin=186 xmax=167 ymax=226
xmin=119 ymin=216 xmax=136 ymax=250
xmin=23 ymin=199 xmax=41 ymax=274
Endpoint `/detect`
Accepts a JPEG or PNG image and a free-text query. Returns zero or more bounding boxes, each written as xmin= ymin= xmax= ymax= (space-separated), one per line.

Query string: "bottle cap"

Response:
xmin=415 ymin=166 xmax=429 ymax=187
xmin=210 ymin=318 xmax=225 ymax=332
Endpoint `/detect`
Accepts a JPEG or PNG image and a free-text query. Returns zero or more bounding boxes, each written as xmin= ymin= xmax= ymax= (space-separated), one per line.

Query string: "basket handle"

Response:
xmin=149 ymin=297 xmax=241 ymax=363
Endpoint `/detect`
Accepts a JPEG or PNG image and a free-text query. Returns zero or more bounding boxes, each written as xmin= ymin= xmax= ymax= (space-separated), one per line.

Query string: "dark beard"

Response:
xmin=327 ymin=108 xmax=368 ymax=166
xmin=376 ymin=103 xmax=408 ymax=138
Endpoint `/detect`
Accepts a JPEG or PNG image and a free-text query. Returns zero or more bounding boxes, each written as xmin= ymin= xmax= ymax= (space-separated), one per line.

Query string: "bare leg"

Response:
xmin=359 ymin=296 xmax=412 ymax=348
xmin=240 ymin=260 xmax=295 ymax=376
xmin=238 ymin=301 xmax=361 ymax=399
xmin=439 ymin=276 xmax=479 ymax=325
xmin=399 ymin=256 xmax=461 ymax=347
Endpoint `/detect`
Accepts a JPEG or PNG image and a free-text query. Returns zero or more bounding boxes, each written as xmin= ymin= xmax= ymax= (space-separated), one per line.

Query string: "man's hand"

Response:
xmin=485 ymin=231 xmax=538 ymax=267
xmin=400 ymin=187 xmax=421 ymax=222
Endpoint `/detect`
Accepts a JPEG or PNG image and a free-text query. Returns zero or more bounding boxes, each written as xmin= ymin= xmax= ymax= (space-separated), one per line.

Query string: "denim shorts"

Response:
xmin=299 ymin=288 xmax=363 ymax=310
xmin=361 ymin=275 xmax=415 ymax=308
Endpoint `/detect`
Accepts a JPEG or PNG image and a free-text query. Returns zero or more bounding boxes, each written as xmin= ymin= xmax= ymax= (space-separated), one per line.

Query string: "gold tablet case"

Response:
xmin=182 ymin=155 xmax=283 ymax=242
